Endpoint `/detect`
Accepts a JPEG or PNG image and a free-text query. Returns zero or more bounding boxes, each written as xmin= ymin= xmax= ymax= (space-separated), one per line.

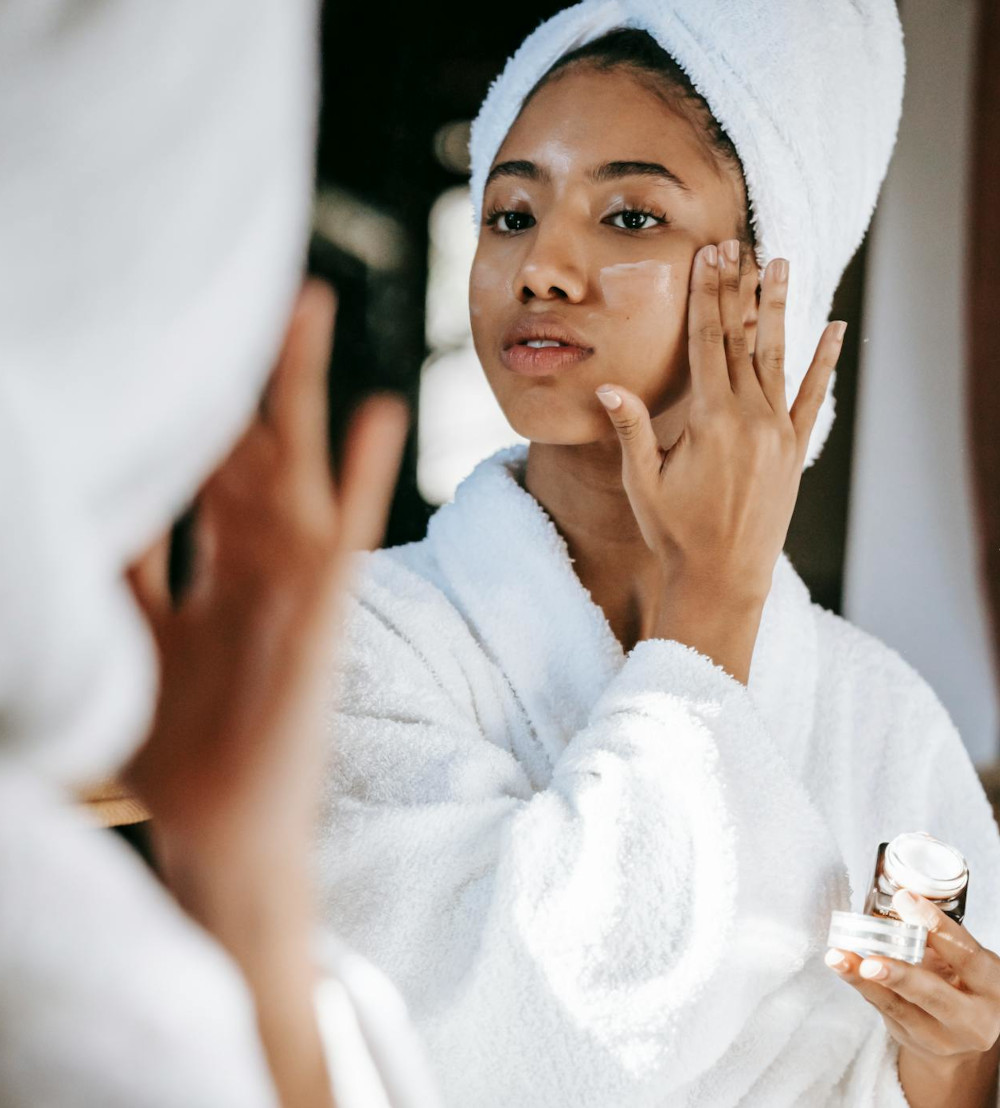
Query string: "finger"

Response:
xmin=336 ymin=393 xmax=410 ymax=553
xmin=825 ymin=947 xmax=863 ymax=975
xmin=852 ymin=981 xmax=944 ymax=1042
xmin=717 ymin=239 xmax=757 ymax=396
xmin=125 ymin=532 xmax=173 ymax=633
xmin=825 ymin=948 xmax=947 ymax=1046
xmin=788 ymin=320 xmax=846 ymax=458
xmin=894 ymin=890 xmax=1000 ymax=999
xmin=822 ymin=956 xmax=938 ymax=1053
xmin=686 ymin=244 xmax=729 ymax=403
xmin=182 ymin=495 xmax=219 ymax=607
xmin=881 ymin=1012 xmax=918 ymax=1051
xmin=752 ymin=258 xmax=790 ymax=413
xmin=921 ymin=944 xmax=964 ymax=989
xmin=854 ymin=954 xmax=976 ymax=1031
xmin=595 ymin=383 xmax=663 ymax=491
xmin=264 ymin=279 xmax=337 ymax=470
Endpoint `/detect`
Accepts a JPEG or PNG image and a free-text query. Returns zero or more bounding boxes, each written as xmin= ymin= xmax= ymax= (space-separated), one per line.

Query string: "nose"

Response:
xmin=514 ymin=222 xmax=587 ymax=304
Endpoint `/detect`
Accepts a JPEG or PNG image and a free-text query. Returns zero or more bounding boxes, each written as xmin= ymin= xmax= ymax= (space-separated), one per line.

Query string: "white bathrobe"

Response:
xmin=319 ymin=444 xmax=1000 ymax=1107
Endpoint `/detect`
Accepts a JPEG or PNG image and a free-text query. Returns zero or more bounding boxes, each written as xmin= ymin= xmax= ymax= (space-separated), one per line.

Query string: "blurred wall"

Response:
xmin=844 ymin=0 xmax=999 ymax=765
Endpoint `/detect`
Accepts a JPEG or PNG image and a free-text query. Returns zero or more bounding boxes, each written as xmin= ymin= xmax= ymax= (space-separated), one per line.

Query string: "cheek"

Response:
xmin=598 ymin=259 xmax=678 ymax=313
xmin=596 ymin=260 xmax=688 ymax=404
xmin=469 ymin=256 xmax=514 ymax=327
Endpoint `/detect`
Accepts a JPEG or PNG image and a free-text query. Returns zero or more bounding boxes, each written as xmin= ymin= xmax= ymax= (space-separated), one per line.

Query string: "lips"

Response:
xmin=500 ymin=317 xmax=594 ymax=376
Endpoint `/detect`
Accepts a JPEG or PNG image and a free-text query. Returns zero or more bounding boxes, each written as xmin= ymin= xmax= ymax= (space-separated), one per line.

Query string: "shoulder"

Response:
xmin=326 ymin=541 xmax=531 ymax=807
xmin=810 ymin=603 xmax=950 ymax=739
xmin=343 ymin=540 xmax=474 ymax=659
xmin=758 ymin=556 xmax=947 ymax=751
xmin=335 ymin=541 xmax=493 ymax=721
xmin=809 ymin=603 xmax=996 ymax=843
xmin=345 ymin=542 xmax=449 ymax=634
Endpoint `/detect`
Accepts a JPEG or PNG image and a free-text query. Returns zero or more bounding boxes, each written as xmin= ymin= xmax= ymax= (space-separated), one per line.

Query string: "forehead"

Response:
xmin=492 ymin=64 xmax=722 ymax=186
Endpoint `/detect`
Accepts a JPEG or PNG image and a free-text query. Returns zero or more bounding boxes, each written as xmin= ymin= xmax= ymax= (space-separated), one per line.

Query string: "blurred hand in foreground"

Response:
xmin=126 ymin=279 xmax=409 ymax=1108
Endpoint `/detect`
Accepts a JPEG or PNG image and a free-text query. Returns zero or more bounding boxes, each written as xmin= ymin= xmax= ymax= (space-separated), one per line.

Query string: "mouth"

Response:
xmin=500 ymin=320 xmax=594 ymax=376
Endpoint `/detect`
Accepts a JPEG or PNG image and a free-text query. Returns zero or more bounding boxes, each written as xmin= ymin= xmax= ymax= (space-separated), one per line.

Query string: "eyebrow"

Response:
xmin=590 ymin=160 xmax=692 ymax=193
xmin=484 ymin=158 xmax=692 ymax=194
xmin=485 ymin=160 xmax=544 ymax=187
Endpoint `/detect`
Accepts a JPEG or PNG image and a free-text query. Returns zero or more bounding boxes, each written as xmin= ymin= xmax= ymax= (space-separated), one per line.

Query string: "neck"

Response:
xmin=523 ymin=438 xmax=666 ymax=652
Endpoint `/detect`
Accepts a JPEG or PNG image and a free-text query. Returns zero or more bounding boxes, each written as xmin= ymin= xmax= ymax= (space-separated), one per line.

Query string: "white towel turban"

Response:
xmin=470 ymin=0 xmax=905 ymax=467
xmin=0 ymin=2 xmax=317 ymax=785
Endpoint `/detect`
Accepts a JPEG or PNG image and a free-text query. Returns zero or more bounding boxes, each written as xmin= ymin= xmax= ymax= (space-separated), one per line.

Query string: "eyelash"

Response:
xmin=605 ymin=206 xmax=669 ymax=232
xmin=484 ymin=207 xmax=535 ymax=234
xmin=483 ymin=205 xmax=670 ymax=235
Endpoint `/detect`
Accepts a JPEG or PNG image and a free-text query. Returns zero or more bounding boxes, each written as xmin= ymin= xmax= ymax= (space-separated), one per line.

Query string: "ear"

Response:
xmin=740 ymin=261 xmax=760 ymax=358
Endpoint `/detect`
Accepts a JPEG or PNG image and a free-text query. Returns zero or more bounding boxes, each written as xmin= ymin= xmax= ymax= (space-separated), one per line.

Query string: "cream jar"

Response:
xmin=862 ymin=831 xmax=968 ymax=924
xmin=827 ymin=832 xmax=969 ymax=965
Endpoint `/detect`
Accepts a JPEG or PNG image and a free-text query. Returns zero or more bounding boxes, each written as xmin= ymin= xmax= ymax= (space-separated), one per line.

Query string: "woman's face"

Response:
xmin=470 ymin=64 xmax=755 ymax=447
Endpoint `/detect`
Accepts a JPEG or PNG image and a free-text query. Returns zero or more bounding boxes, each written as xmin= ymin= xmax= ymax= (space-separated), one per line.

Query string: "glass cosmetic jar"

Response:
xmin=828 ymin=909 xmax=927 ymax=964
xmin=827 ymin=832 xmax=969 ymax=965
xmin=862 ymin=831 xmax=968 ymax=924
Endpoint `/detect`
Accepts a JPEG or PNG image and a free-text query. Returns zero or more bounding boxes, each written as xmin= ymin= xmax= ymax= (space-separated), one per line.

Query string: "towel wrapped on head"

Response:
xmin=469 ymin=0 xmax=906 ymax=467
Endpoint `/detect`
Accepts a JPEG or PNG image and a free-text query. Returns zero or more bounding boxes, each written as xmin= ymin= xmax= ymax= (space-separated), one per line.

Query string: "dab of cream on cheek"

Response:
xmin=598 ymin=260 xmax=675 ymax=311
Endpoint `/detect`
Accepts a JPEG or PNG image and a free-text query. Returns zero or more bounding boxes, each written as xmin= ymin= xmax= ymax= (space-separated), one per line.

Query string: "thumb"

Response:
xmin=595 ymin=384 xmax=660 ymax=484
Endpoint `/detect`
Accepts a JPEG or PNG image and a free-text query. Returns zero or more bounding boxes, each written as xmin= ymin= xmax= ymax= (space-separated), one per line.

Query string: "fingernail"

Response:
xmin=824 ymin=948 xmax=848 ymax=971
xmin=596 ymin=386 xmax=622 ymax=411
xmin=859 ymin=959 xmax=888 ymax=981
xmin=724 ymin=239 xmax=740 ymax=263
xmin=892 ymin=888 xmax=937 ymax=929
xmin=772 ymin=258 xmax=788 ymax=282
xmin=832 ymin=321 xmax=848 ymax=342
xmin=703 ymin=244 xmax=718 ymax=267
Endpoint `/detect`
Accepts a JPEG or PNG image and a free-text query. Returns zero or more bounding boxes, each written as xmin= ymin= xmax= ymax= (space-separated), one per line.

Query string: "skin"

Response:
xmin=470 ymin=63 xmax=1000 ymax=1103
xmin=125 ymin=282 xmax=409 ymax=1108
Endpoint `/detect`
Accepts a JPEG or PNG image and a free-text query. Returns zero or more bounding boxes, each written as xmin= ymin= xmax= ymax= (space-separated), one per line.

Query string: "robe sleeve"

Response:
xmin=318 ymin=580 xmax=851 ymax=1108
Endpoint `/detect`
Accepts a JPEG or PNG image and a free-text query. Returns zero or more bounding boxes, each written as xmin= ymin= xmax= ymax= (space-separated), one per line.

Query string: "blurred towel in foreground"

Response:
xmin=0 ymin=4 xmax=434 ymax=1105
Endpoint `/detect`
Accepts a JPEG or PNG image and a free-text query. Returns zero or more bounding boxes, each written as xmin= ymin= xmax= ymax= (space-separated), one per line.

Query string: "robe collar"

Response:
xmin=427 ymin=445 xmax=819 ymax=774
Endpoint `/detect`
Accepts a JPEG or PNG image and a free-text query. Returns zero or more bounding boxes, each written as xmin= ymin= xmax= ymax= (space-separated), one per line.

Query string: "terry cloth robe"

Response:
xmin=318 ymin=444 xmax=1000 ymax=1108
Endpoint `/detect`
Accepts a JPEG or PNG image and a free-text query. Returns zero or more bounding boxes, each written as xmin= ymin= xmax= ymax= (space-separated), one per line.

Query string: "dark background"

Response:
xmin=314 ymin=2 xmax=869 ymax=613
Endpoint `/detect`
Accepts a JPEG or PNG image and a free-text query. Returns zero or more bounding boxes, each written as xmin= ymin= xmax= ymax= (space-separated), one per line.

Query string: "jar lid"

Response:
xmin=828 ymin=910 xmax=927 ymax=965
xmin=884 ymin=832 xmax=968 ymax=899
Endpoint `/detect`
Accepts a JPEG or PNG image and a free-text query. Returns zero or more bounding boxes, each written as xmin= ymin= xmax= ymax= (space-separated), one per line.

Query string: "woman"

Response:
xmin=0 ymin=4 xmax=435 ymax=1106
xmin=318 ymin=4 xmax=1000 ymax=1106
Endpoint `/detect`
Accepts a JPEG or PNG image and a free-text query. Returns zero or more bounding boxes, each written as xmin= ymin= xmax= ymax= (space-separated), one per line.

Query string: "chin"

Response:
xmin=502 ymin=394 xmax=614 ymax=447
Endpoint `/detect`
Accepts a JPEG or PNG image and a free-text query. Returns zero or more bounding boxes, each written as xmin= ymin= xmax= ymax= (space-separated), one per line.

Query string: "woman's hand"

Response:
xmin=826 ymin=890 xmax=1000 ymax=1108
xmin=125 ymin=279 xmax=408 ymax=1108
xmin=595 ymin=239 xmax=846 ymax=682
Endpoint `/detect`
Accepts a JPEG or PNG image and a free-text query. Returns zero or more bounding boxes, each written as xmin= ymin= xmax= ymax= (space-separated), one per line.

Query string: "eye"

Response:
xmin=485 ymin=210 xmax=536 ymax=234
xmin=606 ymin=208 xmax=667 ymax=231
